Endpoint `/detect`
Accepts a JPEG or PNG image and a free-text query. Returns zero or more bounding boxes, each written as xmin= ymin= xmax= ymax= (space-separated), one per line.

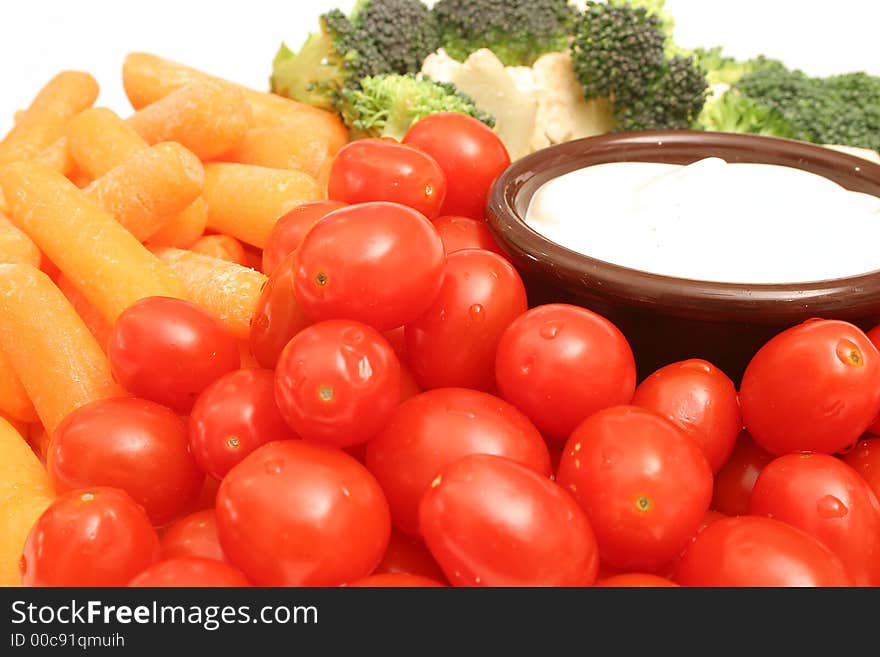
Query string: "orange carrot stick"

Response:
xmin=83 ymin=142 xmax=204 ymax=241
xmin=0 ymin=161 xmax=186 ymax=323
xmin=0 ymin=416 xmax=54 ymax=587
xmin=0 ymin=213 xmax=41 ymax=267
xmin=33 ymin=136 xmax=74 ymax=175
xmin=0 ymin=347 xmax=38 ymax=423
xmin=66 ymin=107 xmax=148 ymax=179
xmin=56 ymin=273 xmax=113 ymax=351
xmin=0 ymin=71 xmax=99 ymax=165
xmin=203 ymin=163 xmax=322 ymax=248
xmin=0 ymin=264 xmax=125 ymax=435
xmin=127 ymin=80 xmax=252 ymax=160
xmin=190 ymin=234 xmax=247 ymax=266
xmin=146 ymin=196 xmax=208 ymax=249
xmin=152 ymin=247 xmax=267 ymax=340
xmin=122 ymin=52 xmax=342 ymax=128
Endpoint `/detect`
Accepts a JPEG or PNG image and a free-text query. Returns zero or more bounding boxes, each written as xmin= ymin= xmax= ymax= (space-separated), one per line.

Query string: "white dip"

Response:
xmin=524 ymin=157 xmax=880 ymax=284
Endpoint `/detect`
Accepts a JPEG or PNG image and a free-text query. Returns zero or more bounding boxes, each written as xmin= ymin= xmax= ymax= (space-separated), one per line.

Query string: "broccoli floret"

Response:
xmin=572 ymin=1 xmax=709 ymax=131
xmin=339 ymin=74 xmax=495 ymax=140
xmin=699 ymin=61 xmax=880 ymax=151
xmin=432 ymin=0 xmax=577 ymax=66
xmin=271 ymin=9 xmax=390 ymax=112
xmin=692 ymin=48 xmax=783 ymax=87
xmin=351 ymin=0 xmax=440 ymax=75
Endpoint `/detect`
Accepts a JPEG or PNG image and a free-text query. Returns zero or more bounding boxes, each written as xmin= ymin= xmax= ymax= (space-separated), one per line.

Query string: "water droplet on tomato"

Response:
xmin=468 ymin=304 xmax=485 ymax=322
xmin=540 ymin=321 xmax=563 ymax=339
xmin=817 ymin=495 xmax=848 ymax=518
xmin=520 ymin=355 xmax=535 ymax=375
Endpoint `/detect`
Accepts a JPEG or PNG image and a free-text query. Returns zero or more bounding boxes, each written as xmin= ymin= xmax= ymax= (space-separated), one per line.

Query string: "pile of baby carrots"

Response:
xmin=0 ymin=53 xmax=348 ymax=586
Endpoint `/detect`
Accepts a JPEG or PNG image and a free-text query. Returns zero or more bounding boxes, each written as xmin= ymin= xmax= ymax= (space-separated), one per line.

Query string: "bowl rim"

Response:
xmin=485 ymin=130 xmax=880 ymax=323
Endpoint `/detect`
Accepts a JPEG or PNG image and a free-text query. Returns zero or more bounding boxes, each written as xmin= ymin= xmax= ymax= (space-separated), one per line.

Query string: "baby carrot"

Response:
xmin=0 ymin=416 xmax=54 ymax=587
xmin=0 ymin=161 xmax=186 ymax=323
xmin=0 ymin=264 xmax=125 ymax=435
xmin=56 ymin=273 xmax=113 ymax=351
xmin=203 ymin=163 xmax=322 ymax=248
xmin=0 ymin=347 xmax=38 ymax=423
xmin=152 ymin=247 xmax=267 ymax=341
xmin=66 ymin=107 xmax=148 ymax=179
xmin=190 ymin=234 xmax=247 ymax=266
xmin=0 ymin=71 xmax=99 ymax=165
xmin=146 ymin=197 xmax=208 ymax=249
xmin=83 ymin=141 xmax=204 ymax=241
xmin=33 ymin=136 xmax=74 ymax=176
xmin=127 ymin=80 xmax=252 ymax=161
xmin=0 ymin=213 xmax=41 ymax=267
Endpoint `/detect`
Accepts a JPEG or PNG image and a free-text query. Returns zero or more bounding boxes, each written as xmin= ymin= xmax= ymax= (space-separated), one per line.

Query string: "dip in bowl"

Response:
xmin=485 ymin=131 xmax=880 ymax=382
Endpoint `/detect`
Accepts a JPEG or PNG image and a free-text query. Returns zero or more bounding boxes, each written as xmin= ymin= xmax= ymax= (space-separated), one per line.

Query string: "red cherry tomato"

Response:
xmin=372 ymin=528 xmax=447 ymax=582
xmin=674 ymin=515 xmax=854 ymax=587
xmin=128 ymin=557 xmax=250 ymax=587
xmin=293 ymin=202 xmax=446 ymax=332
xmin=495 ymin=304 xmax=636 ymax=443
xmin=398 ymin=363 xmax=422 ymax=403
xmin=48 ymin=397 xmax=203 ymax=526
xmin=161 ymin=509 xmax=227 ymax=563
xmin=596 ymin=573 xmax=679 ymax=587
xmin=275 ymin=320 xmax=401 ymax=447
xmin=347 ymin=573 xmax=445 ymax=587
xmin=21 ymin=487 xmax=160 ymax=586
xmin=262 ymin=200 xmax=347 ymax=275
xmin=216 ymin=440 xmax=391 ymax=586
xmin=420 ymin=454 xmax=599 ymax=587
xmin=189 ymin=368 xmax=296 ymax=479
xmin=843 ymin=437 xmax=880 ymax=501
xmin=750 ymin=453 xmax=880 ymax=586
xmin=405 ymin=249 xmax=527 ymax=391
xmin=249 ymin=250 xmax=313 ymax=369
xmin=740 ymin=319 xmax=880 ymax=455
xmin=432 ymin=215 xmax=506 ymax=257
xmin=632 ymin=359 xmax=741 ymax=473
xmin=108 ymin=296 xmax=240 ymax=413
xmin=711 ymin=430 xmax=774 ymax=516
xmin=557 ymin=406 xmax=713 ymax=572
xmin=365 ymin=388 xmax=551 ymax=535
xmin=403 ymin=113 xmax=510 ymax=219
xmin=328 ymin=139 xmax=447 ymax=219
xmin=664 ymin=509 xmax=728 ymax=577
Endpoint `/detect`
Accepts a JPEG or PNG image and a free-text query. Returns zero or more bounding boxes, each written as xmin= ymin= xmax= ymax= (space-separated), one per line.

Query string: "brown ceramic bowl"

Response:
xmin=486 ymin=130 xmax=880 ymax=383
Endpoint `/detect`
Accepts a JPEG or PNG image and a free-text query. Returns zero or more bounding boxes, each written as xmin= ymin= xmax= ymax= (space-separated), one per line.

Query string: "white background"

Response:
xmin=1 ymin=0 xmax=878 ymax=134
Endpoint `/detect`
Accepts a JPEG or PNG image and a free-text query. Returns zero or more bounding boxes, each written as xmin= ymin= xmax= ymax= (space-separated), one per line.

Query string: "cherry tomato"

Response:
xmin=293 ymin=202 xmax=445 ymax=332
xmin=249 ymin=250 xmax=312 ymax=369
xmin=108 ymin=296 xmax=240 ymax=413
xmin=216 ymin=440 xmax=391 ymax=586
xmin=328 ymin=139 xmax=447 ymax=219
xmin=750 ymin=453 xmax=880 ymax=586
xmin=275 ymin=320 xmax=401 ymax=447
xmin=372 ymin=528 xmax=447 ymax=582
xmin=189 ymin=368 xmax=296 ymax=479
xmin=262 ymin=200 xmax=347 ymax=275
xmin=399 ymin=363 xmax=422 ymax=402
xmin=711 ymin=430 xmax=774 ymax=516
xmin=632 ymin=359 xmax=741 ymax=473
xmin=48 ymin=397 xmax=203 ymax=526
xmin=365 ymin=388 xmax=551 ymax=535
xmin=596 ymin=573 xmax=679 ymax=587
xmin=403 ymin=113 xmax=510 ymax=219
xmin=432 ymin=215 xmax=506 ymax=257
xmin=740 ymin=319 xmax=880 ymax=455
xmin=161 ymin=509 xmax=227 ymax=563
xmin=21 ymin=487 xmax=160 ymax=586
xmin=129 ymin=557 xmax=250 ymax=587
xmin=347 ymin=573 xmax=445 ymax=587
xmin=843 ymin=437 xmax=880 ymax=501
xmin=420 ymin=454 xmax=599 ymax=587
xmin=557 ymin=406 xmax=713 ymax=572
xmin=495 ymin=304 xmax=637 ymax=443
xmin=405 ymin=249 xmax=527 ymax=391
xmin=664 ymin=509 xmax=728 ymax=577
xmin=674 ymin=515 xmax=853 ymax=587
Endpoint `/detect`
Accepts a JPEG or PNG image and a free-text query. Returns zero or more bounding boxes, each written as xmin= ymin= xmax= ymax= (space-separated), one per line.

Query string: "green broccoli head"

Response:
xmin=351 ymin=0 xmax=441 ymax=75
xmin=615 ymin=54 xmax=711 ymax=131
xmin=271 ymin=9 xmax=391 ymax=112
xmin=432 ymin=0 xmax=577 ymax=66
xmin=692 ymin=48 xmax=784 ymax=87
xmin=696 ymin=89 xmax=798 ymax=138
xmin=339 ymin=74 xmax=495 ymax=141
xmin=572 ymin=1 xmax=667 ymax=108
